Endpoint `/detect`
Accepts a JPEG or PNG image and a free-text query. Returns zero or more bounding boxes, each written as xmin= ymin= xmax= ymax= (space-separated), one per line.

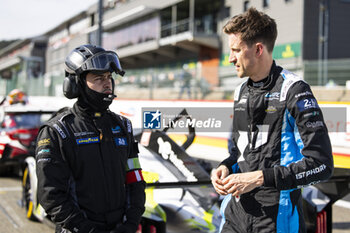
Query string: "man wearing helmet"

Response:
xmin=35 ymin=45 xmax=145 ymax=233
xmin=4 ymin=89 xmax=28 ymax=105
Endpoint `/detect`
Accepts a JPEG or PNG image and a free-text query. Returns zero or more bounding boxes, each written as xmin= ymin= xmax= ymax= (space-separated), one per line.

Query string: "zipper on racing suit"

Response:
xmin=247 ymin=88 xmax=254 ymax=150
xmin=92 ymin=117 xmax=111 ymax=211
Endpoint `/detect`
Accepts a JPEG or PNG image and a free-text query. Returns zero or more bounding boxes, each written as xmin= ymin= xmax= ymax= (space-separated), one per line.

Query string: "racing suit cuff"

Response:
xmin=262 ymin=168 xmax=275 ymax=187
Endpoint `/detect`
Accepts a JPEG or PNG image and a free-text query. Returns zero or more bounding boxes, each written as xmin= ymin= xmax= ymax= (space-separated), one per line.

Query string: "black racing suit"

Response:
xmin=219 ymin=62 xmax=333 ymax=233
xmin=36 ymin=102 xmax=145 ymax=233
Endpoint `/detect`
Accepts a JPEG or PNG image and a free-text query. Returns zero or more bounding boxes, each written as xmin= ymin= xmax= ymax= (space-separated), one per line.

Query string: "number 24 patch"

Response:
xmin=115 ymin=137 xmax=128 ymax=146
xmin=297 ymin=98 xmax=319 ymax=112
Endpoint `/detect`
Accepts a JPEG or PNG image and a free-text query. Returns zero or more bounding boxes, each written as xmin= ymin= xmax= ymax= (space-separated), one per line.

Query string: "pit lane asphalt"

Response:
xmin=0 ymin=175 xmax=53 ymax=233
xmin=0 ymin=175 xmax=349 ymax=233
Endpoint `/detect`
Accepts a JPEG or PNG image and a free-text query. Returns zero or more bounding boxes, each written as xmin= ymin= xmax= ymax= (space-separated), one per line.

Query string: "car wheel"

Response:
xmin=22 ymin=167 xmax=37 ymax=221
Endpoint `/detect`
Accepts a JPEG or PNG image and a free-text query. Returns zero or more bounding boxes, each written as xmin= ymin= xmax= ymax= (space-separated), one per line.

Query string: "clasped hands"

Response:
xmin=210 ymin=165 xmax=264 ymax=196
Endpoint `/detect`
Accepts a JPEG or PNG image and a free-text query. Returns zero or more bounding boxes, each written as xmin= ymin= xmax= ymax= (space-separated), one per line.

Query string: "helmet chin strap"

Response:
xmin=103 ymin=93 xmax=117 ymax=101
xmin=103 ymin=78 xmax=117 ymax=101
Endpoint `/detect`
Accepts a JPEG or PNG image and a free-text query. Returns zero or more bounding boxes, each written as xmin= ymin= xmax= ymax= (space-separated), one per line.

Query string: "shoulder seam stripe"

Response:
xmin=280 ymin=69 xmax=304 ymax=102
xmin=234 ymin=80 xmax=247 ymax=101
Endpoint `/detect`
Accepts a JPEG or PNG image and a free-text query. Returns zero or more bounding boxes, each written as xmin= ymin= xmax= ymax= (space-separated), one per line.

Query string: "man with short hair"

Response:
xmin=211 ymin=8 xmax=333 ymax=232
xmin=36 ymin=44 xmax=145 ymax=233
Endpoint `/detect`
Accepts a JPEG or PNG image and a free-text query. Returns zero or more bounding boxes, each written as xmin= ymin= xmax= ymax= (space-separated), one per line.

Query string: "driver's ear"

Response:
xmin=256 ymin=43 xmax=264 ymax=57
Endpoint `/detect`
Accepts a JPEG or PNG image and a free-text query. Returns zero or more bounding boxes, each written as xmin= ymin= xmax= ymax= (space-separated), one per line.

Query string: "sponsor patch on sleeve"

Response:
xmin=37 ymin=148 xmax=50 ymax=155
xmin=296 ymin=98 xmax=319 ymax=112
xmin=305 ymin=121 xmax=324 ymax=128
xmin=37 ymin=158 xmax=52 ymax=163
xmin=303 ymin=111 xmax=320 ymax=118
xmin=37 ymin=138 xmax=51 ymax=147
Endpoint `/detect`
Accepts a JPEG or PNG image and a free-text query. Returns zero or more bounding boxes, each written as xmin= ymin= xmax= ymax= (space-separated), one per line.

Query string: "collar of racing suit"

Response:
xmin=247 ymin=61 xmax=283 ymax=91
xmin=74 ymin=99 xmax=108 ymax=119
xmin=73 ymin=101 xmax=110 ymax=142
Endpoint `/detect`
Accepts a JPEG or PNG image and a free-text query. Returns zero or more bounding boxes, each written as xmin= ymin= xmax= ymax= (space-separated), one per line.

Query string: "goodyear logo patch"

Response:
xmin=76 ymin=137 xmax=100 ymax=145
xmin=115 ymin=137 xmax=128 ymax=146
xmin=111 ymin=126 xmax=121 ymax=134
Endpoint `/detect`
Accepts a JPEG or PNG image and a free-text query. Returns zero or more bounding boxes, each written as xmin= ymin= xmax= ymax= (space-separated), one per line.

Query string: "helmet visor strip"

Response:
xmin=79 ymin=51 xmax=125 ymax=76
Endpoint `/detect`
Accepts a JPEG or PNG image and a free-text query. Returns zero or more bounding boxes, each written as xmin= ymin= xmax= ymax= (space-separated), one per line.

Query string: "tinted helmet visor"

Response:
xmin=78 ymin=51 xmax=125 ymax=76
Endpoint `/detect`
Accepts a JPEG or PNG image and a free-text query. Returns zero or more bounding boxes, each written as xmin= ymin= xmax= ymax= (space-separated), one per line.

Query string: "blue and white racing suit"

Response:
xmin=219 ymin=61 xmax=333 ymax=233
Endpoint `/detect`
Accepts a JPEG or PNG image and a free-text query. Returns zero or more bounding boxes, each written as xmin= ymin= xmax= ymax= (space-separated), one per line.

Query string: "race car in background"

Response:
xmin=0 ymin=90 xmax=56 ymax=175
xmin=22 ymin=109 xmax=222 ymax=232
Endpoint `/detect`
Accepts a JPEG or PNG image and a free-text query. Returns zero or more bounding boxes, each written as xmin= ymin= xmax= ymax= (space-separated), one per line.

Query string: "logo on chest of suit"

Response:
xmin=76 ymin=137 xmax=100 ymax=145
xmin=265 ymin=106 xmax=277 ymax=113
xmin=115 ymin=137 xmax=128 ymax=146
xmin=74 ymin=131 xmax=95 ymax=137
xmin=237 ymin=97 xmax=247 ymax=105
xmin=265 ymin=92 xmax=280 ymax=101
xmin=111 ymin=125 xmax=121 ymax=134
xmin=237 ymin=94 xmax=248 ymax=105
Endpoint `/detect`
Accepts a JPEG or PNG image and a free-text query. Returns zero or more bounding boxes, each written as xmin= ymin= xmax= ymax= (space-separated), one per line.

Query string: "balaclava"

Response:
xmin=77 ymin=73 xmax=115 ymax=112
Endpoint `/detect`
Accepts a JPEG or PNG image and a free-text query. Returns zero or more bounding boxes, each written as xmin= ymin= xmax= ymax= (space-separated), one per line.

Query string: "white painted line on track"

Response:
xmin=0 ymin=186 xmax=22 ymax=192
xmin=334 ymin=200 xmax=350 ymax=210
xmin=0 ymin=202 xmax=19 ymax=228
